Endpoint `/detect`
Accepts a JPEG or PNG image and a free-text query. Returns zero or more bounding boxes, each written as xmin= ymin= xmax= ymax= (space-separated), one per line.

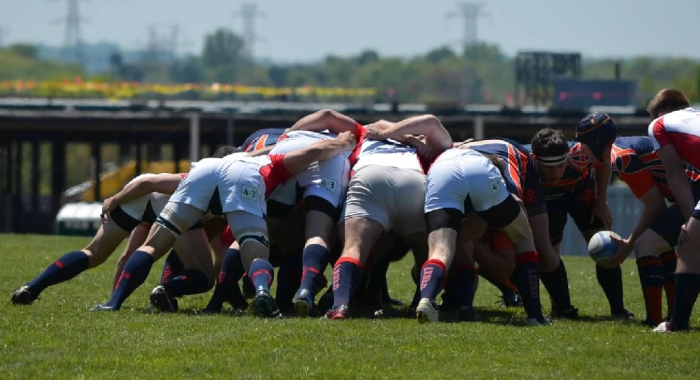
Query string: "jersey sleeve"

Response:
xmin=649 ymin=118 xmax=671 ymax=150
xmin=522 ymin=161 xmax=547 ymax=215
xmin=613 ymin=154 xmax=656 ymax=199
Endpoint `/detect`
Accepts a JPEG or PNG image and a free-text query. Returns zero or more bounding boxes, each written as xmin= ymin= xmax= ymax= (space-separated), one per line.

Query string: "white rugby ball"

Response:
xmin=588 ymin=231 xmax=620 ymax=264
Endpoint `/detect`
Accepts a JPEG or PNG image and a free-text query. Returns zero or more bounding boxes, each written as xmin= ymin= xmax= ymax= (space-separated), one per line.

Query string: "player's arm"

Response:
xmin=608 ymin=186 xmax=667 ymax=266
xmin=247 ymin=145 xmax=275 ymax=157
xmin=366 ymin=114 xmax=453 ymax=152
xmin=527 ymin=212 xmax=560 ymax=271
xmin=659 ymin=145 xmax=694 ymax=220
xmin=592 ymin=163 xmax=613 ymax=227
xmin=102 ymin=174 xmax=183 ymax=216
xmin=284 ymin=109 xmax=358 ymax=135
xmin=281 ymin=131 xmax=356 ymax=175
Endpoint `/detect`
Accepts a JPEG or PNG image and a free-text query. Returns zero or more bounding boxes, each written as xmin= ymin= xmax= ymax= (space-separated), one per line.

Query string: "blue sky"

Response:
xmin=2 ymin=0 xmax=699 ymax=62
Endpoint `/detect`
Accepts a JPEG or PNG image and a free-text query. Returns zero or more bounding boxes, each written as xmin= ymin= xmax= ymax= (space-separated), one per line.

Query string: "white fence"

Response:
xmin=560 ymin=185 xmax=644 ymax=256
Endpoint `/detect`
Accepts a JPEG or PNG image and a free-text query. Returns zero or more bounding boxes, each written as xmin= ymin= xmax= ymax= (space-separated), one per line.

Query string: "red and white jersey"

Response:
xmin=649 ymin=107 xmax=700 ymax=172
xmin=348 ymin=124 xmax=424 ymax=173
xmin=218 ymin=153 xmax=292 ymax=198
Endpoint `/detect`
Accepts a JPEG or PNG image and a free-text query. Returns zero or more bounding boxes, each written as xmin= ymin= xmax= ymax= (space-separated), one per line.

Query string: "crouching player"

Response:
xmin=645 ymin=89 xmax=700 ymax=332
xmin=93 ymin=132 xmax=355 ymax=317
xmin=416 ymin=147 xmax=548 ymax=325
xmin=10 ymin=146 xmax=235 ymax=305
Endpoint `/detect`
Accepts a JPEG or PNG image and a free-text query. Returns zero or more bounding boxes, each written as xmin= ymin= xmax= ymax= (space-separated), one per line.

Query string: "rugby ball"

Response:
xmin=587 ymin=231 xmax=620 ymax=264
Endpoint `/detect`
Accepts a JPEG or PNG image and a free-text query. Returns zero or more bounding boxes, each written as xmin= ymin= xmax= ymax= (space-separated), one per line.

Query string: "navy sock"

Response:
xmin=107 ymin=250 xmax=154 ymax=309
xmin=596 ymin=264 xmax=625 ymax=313
xmin=299 ymin=244 xmax=330 ymax=293
xmin=453 ymin=264 xmax=478 ymax=308
xmin=205 ymin=248 xmax=246 ymax=311
xmin=670 ymin=273 xmax=700 ymax=331
xmin=276 ymin=253 xmax=303 ymax=312
xmin=660 ymin=250 xmax=677 ymax=317
xmin=160 ymin=250 xmax=184 ymax=284
xmin=636 ymin=257 xmax=664 ymax=325
xmin=27 ymin=250 xmax=90 ymax=294
xmin=249 ymin=259 xmax=274 ymax=292
xmin=540 ymin=259 xmax=573 ymax=311
xmin=418 ymin=259 xmax=446 ymax=303
xmin=163 ymin=269 xmax=211 ymax=297
xmin=374 ymin=258 xmax=393 ymax=302
xmin=332 ymin=257 xmax=363 ymax=308
xmin=514 ymin=252 xmax=544 ymax=321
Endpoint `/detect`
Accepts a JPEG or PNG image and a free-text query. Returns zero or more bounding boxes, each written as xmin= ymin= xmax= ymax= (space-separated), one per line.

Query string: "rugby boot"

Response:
xmin=416 ymin=298 xmax=438 ymax=323
xmin=91 ymin=304 xmax=116 ymax=312
xmin=253 ymin=289 xmax=282 ymax=319
xmin=11 ymin=286 xmax=38 ymax=305
xmin=612 ymin=308 xmax=635 ymax=321
xmin=294 ymin=288 xmax=315 ymax=317
xmin=149 ymin=285 xmax=179 ymax=312
xmin=497 ymin=291 xmax=523 ymax=308
xmin=324 ymin=305 xmax=349 ymax=320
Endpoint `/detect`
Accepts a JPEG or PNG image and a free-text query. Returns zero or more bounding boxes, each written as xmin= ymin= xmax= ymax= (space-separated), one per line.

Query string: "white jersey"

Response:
xmin=270 ymin=130 xmax=351 ymax=207
xmin=352 ymin=139 xmax=423 ymax=173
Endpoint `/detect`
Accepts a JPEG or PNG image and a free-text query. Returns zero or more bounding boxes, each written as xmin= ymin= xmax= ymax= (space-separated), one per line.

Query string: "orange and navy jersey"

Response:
xmin=463 ymin=139 xmax=546 ymax=216
xmin=526 ymin=141 xmax=596 ymax=201
xmin=242 ymin=128 xmax=286 ymax=152
xmin=612 ymin=136 xmax=700 ymax=202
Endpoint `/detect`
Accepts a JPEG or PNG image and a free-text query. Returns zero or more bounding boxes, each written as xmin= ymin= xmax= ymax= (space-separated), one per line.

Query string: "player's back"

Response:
xmin=242 ymin=128 xmax=286 ymax=152
xmin=649 ymin=107 xmax=700 ymax=169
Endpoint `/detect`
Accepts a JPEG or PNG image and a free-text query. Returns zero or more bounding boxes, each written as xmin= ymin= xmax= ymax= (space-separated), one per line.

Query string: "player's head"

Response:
xmin=531 ymin=128 xmax=569 ymax=184
xmin=647 ymin=88 xmax=690 ymax=119
xmin=576 ymin=112 xmax=617 ymax=164
xmin=211 ymin=145 xmax=240 ymax=158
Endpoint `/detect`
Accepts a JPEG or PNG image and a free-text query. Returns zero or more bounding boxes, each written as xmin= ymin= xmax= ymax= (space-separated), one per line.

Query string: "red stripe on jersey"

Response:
xmin=652 ymin=118 xmax=672 ymax=148
xmin=259 ymin=154 xmax=292 ymax=198
xmin=348 ymin=123 xmax=366 ymax=168
xmin=220 ymin=225 xmax=235 ymax=246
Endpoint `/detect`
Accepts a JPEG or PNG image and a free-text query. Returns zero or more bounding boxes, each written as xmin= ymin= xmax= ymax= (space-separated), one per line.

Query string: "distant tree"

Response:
xmin=356 ymin=50 xmax=380 ymax=66
xmin=170 ymin=55 xmax=204 ymax=83
xmin=201 ymin=28 xmax=245 ymax=82
xmin=425 ymin=46 xmax=456 ymax=63
xmin=9 ymin=44 xmax=37 ymax=59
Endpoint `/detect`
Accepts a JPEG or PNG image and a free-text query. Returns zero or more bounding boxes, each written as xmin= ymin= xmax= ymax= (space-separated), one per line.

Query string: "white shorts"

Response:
xmin=424 ymin=149 xmax=510 ymax=215
xmin=270 ymin=131 xmax=350 ymax=207
xmin=119 ymin=174 xmax=171 ymax=221
xmin=169 ymin=157 xmax=267 ymax=217
xmin=341 ymin=165 xmax=426 ymax=236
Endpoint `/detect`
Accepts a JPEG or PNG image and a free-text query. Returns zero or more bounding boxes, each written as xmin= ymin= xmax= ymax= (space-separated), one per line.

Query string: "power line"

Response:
xmin=233 ymin=3 xmax=265 ymax=65
xmin=446 ymin=2 xmax=490 ymax=105
xmin=51 ymin=0 xmax=89 ymax=66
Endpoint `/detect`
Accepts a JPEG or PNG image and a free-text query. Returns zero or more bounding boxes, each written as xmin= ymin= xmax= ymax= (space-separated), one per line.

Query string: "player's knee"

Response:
xmin=634 ymin=230 xmax=670 ymax=257
xmin=425 ymin=209 xmax=463 ymax=233
xmin=305 ymin=195 xmax=340 ymax=221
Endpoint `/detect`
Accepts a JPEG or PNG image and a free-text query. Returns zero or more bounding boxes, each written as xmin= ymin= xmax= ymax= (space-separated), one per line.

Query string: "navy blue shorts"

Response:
xmin=546 ymin=182 xmax=604 ymax=245
xmin=657 ymin=183 xmax=700 ymax=242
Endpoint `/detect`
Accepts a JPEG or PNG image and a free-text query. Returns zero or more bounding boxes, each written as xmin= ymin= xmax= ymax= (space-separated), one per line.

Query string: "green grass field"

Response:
xmin=1 ymin=234 xmax=698 ymax=379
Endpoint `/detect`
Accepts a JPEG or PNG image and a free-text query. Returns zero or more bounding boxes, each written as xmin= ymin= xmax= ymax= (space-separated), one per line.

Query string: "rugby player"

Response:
xmin=416 ymin=146 xmax=548 ymax=325
xmin=10 ymin=145 xmax=236 ymax=305
xmin=527 ymin=120 xmax=633 ymax=319
xmin=583 ymin=135 xmax=686 ymax=325
xmin=98 ymin=172 xmax=222 ymax=312
xmin=93 ymin=132 xmax=355 ymax=317
xmin=317 ymin=114 xmax=453 ymax=320
xmin=643 ymin=89 xmax=700 ymax=332
xmin=458 ymin=138 xmax=564 ymax=311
